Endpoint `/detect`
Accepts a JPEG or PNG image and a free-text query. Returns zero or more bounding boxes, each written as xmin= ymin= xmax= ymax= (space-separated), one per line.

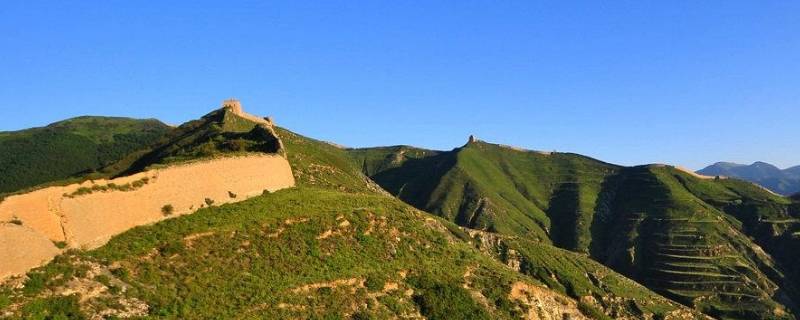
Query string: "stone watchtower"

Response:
xmin=221 ymin=98 xmax=243 ymax=114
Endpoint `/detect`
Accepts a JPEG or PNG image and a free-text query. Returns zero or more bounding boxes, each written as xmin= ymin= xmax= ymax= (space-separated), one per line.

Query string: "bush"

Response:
xmin=205 ymin=198 xmax=215 ymax=206
xmin=365 ymin=274 xmax=387 ymax=292
xmin=10 ymin=218 xmax=23 ymax=225
xmin=21 ymin=295 xmax=86 ymax=319
xmin=409 ymin=275 xmax=491 ymax=320
xmin=578 ymin=301 xmax=612 ymax=320
xmin=161 ymin=204 xmax=175 ymax=216
xmin=53 ymin=241 xmax=68 ymax=249
xmin=228 ymin=191 xmax=237 ymax=199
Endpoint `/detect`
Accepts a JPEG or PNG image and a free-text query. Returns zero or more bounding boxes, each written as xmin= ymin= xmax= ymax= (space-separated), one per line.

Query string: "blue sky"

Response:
xmin=1 ymin=1 xmax=798 ymax=169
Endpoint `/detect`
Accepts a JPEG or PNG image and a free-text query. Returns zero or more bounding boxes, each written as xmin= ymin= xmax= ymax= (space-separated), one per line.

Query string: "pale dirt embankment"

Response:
xmin=0 ymin=154 xmax=294 ymax=280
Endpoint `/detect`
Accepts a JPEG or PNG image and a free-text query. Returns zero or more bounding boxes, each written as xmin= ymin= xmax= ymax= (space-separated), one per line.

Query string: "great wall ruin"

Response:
xmin=0 ymin=102 xmax=296 ymax=280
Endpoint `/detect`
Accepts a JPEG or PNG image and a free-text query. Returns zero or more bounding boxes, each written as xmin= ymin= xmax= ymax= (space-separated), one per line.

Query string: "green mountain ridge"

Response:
xmin=0 ymin=112 xmax=705 ymax=320
xmin=1 ymin=108 xmax=797 ymax=319
xmin=0 ymin=116 xmax=170 ymax=194
xmin=350 ymin=139 xmax=800 ymax=319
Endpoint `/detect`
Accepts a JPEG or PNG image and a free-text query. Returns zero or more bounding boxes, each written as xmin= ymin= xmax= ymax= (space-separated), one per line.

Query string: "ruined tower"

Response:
xmin=221 ymin=98 xmax=243 ymax=114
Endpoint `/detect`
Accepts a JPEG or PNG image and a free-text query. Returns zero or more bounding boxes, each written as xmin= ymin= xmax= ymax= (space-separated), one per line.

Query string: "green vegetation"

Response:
xmin=0 ymin=116 xmax=169 ymax=194
xmin=351 ymin=141 xmax=800 ymax=319
xmin=5 ymin=108 xmax=793 ymax=319
xmin=20 ymin=295 xmax=86 ymax=320
xmin=64 ymin=177 xmax=151 ymax=198
xmin=102 ymin=108 xmax=282 ymax=177
xmin=409 ymin=274 xmax=492 ymax=320
xmin=277 ymin=127 xmax=378 ymax=193
xmin=6 ymin=188 xmax=662 ymax=319
xmin=350 ymin=140 xmax=619 ymax=251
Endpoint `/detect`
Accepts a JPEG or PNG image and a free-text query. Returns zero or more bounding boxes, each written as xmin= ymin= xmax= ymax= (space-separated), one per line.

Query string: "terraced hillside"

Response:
xmin=351 ymin=139 xmax=800 ymax=319
xmin=0 ymin=117 xmax=170 ymax=194
xmin=350 ymin=139 xmax=620 ymax=251
xmin=0 ymin=121 xmax=707 ymax=319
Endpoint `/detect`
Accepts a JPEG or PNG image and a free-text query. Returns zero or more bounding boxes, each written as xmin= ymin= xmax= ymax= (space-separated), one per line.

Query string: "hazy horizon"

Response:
xmin=1 ymin=1 xmax=798 ymax=170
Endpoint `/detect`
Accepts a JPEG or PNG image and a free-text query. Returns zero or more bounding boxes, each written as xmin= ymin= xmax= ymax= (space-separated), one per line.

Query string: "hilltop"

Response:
xmin=698 ymin=161 xmax=800 ymax=196
xmin=0 ymin=117 xmax=170 ymax=194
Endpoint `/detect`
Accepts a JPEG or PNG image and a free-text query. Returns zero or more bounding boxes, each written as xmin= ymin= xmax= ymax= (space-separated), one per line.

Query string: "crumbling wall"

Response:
xmin=0 ymin=154 xmax=295 ymax=280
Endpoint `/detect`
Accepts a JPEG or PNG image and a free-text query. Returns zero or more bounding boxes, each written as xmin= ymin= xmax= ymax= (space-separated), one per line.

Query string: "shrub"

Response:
xmin=228 ymin=191 xmax=237 ymax=199
xmin=365 ymin=274 xmax=387 ymax=292
xmin=161 ymin=204 xmax=175 ymax=216
xmin=53 ymin=241 xmax=68 ymax=249
xmin=21 ymin=295 xmax=86 ymax=319
xmin=23 ymin=273 xmax=47 ymax=295
xmin=10 ymin=218 xmax=23 ymax=225
xmin=578 ymin=301 xmax=612 ymax=320
xmin=409 ymin=275 xmax=491 ymax=320
xmin=205 ymin=198 xmax=215 ymax=206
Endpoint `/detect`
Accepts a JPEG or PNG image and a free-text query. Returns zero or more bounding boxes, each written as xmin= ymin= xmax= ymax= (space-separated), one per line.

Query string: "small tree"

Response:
xmin=161 ymin=204 xmax=174 ymax=216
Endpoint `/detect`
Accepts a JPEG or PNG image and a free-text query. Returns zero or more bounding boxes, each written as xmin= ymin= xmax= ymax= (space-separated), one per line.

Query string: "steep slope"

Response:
xmin=275 ymin=127 xmax=382 ymax=194
xmin=0 ymin=188 xmax=703 ymax=320
xmin=103 ymin=106 xmax=282 ymax=177
xmin=698 ymin=162 xmax=800 ymax=195
xmin=0 ymin=117 xmax=170 ymax=194
xmin=351 ymin=139 xmax=619 ymax=252
xmin=0 ymin=104 xmax=295 ymax=281
xmin=0 ymin=126 xmax=705 ymax=319
xmin=354 ymin=140 xmax=800 ymax=319
xmin=592 ymin=166 xmax=797 ymax=319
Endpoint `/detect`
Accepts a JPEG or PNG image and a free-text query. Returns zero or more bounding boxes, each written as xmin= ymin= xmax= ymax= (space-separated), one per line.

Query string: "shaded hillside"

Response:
xmin=350 ymin=139 xmax=619 ymax=251
xmin=352 ymin=140 xmax=800 ymax=319
xmin=348 ymin=145 xmax=441 ymax=177
xmin=698 ymin=162 xmax=800 ymax=195
xmin=102 ymin=107 xmax=282 ymax=177
xmin=0 ymin=117 xmax=169 ymax=194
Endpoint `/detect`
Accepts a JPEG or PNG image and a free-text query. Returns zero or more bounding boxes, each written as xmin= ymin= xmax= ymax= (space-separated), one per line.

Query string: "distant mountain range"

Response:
xmin=698 ymin=161 xmax=800 ymax=195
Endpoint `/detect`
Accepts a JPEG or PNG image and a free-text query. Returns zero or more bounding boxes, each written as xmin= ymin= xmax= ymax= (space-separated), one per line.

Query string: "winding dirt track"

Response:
xmin=0 ymin=154 xmax=294 ymax=280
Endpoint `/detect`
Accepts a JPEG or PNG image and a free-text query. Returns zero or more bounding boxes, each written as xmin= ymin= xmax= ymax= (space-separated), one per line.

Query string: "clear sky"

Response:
xmin=1 ymin=1 xmax=798 ymax=169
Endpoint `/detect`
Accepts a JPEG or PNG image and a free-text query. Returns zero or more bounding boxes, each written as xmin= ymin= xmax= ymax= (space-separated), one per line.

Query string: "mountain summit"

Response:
xmin=698 ymin=161 xmax=800 ymax=195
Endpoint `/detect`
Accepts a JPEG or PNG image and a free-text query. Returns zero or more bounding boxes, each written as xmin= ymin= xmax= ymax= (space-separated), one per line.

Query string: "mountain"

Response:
xmin=0 ymin=107 xmax=705 ymax=320
xmin=0 ymin=117 xmax=170 ymax=194
xmin=2 ymin=105 xmax=798 ymax=319
xmin=350 ymin=138 xmax=800 ymax=319
xmin=698 ymin=162 xmax=800 ymax=196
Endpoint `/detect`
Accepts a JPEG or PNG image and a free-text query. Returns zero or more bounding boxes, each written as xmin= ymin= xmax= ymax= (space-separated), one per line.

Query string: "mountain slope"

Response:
xmin=0 ymin=122 xmax=705 ymax=320
xmin=350 ymin=139 xmax=619 ymax=252
xmin=698 ymin=162 xmax=800 ymax=196
xmin=352 ymin=140 xmax=800 ymax=319
xmin=0 ymin=117 xmax=170 ymax=194
xmin=102 ymin=107 xmax=282 ymax=177
xmin=0 ymin=187 xmax=705 ymax=319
